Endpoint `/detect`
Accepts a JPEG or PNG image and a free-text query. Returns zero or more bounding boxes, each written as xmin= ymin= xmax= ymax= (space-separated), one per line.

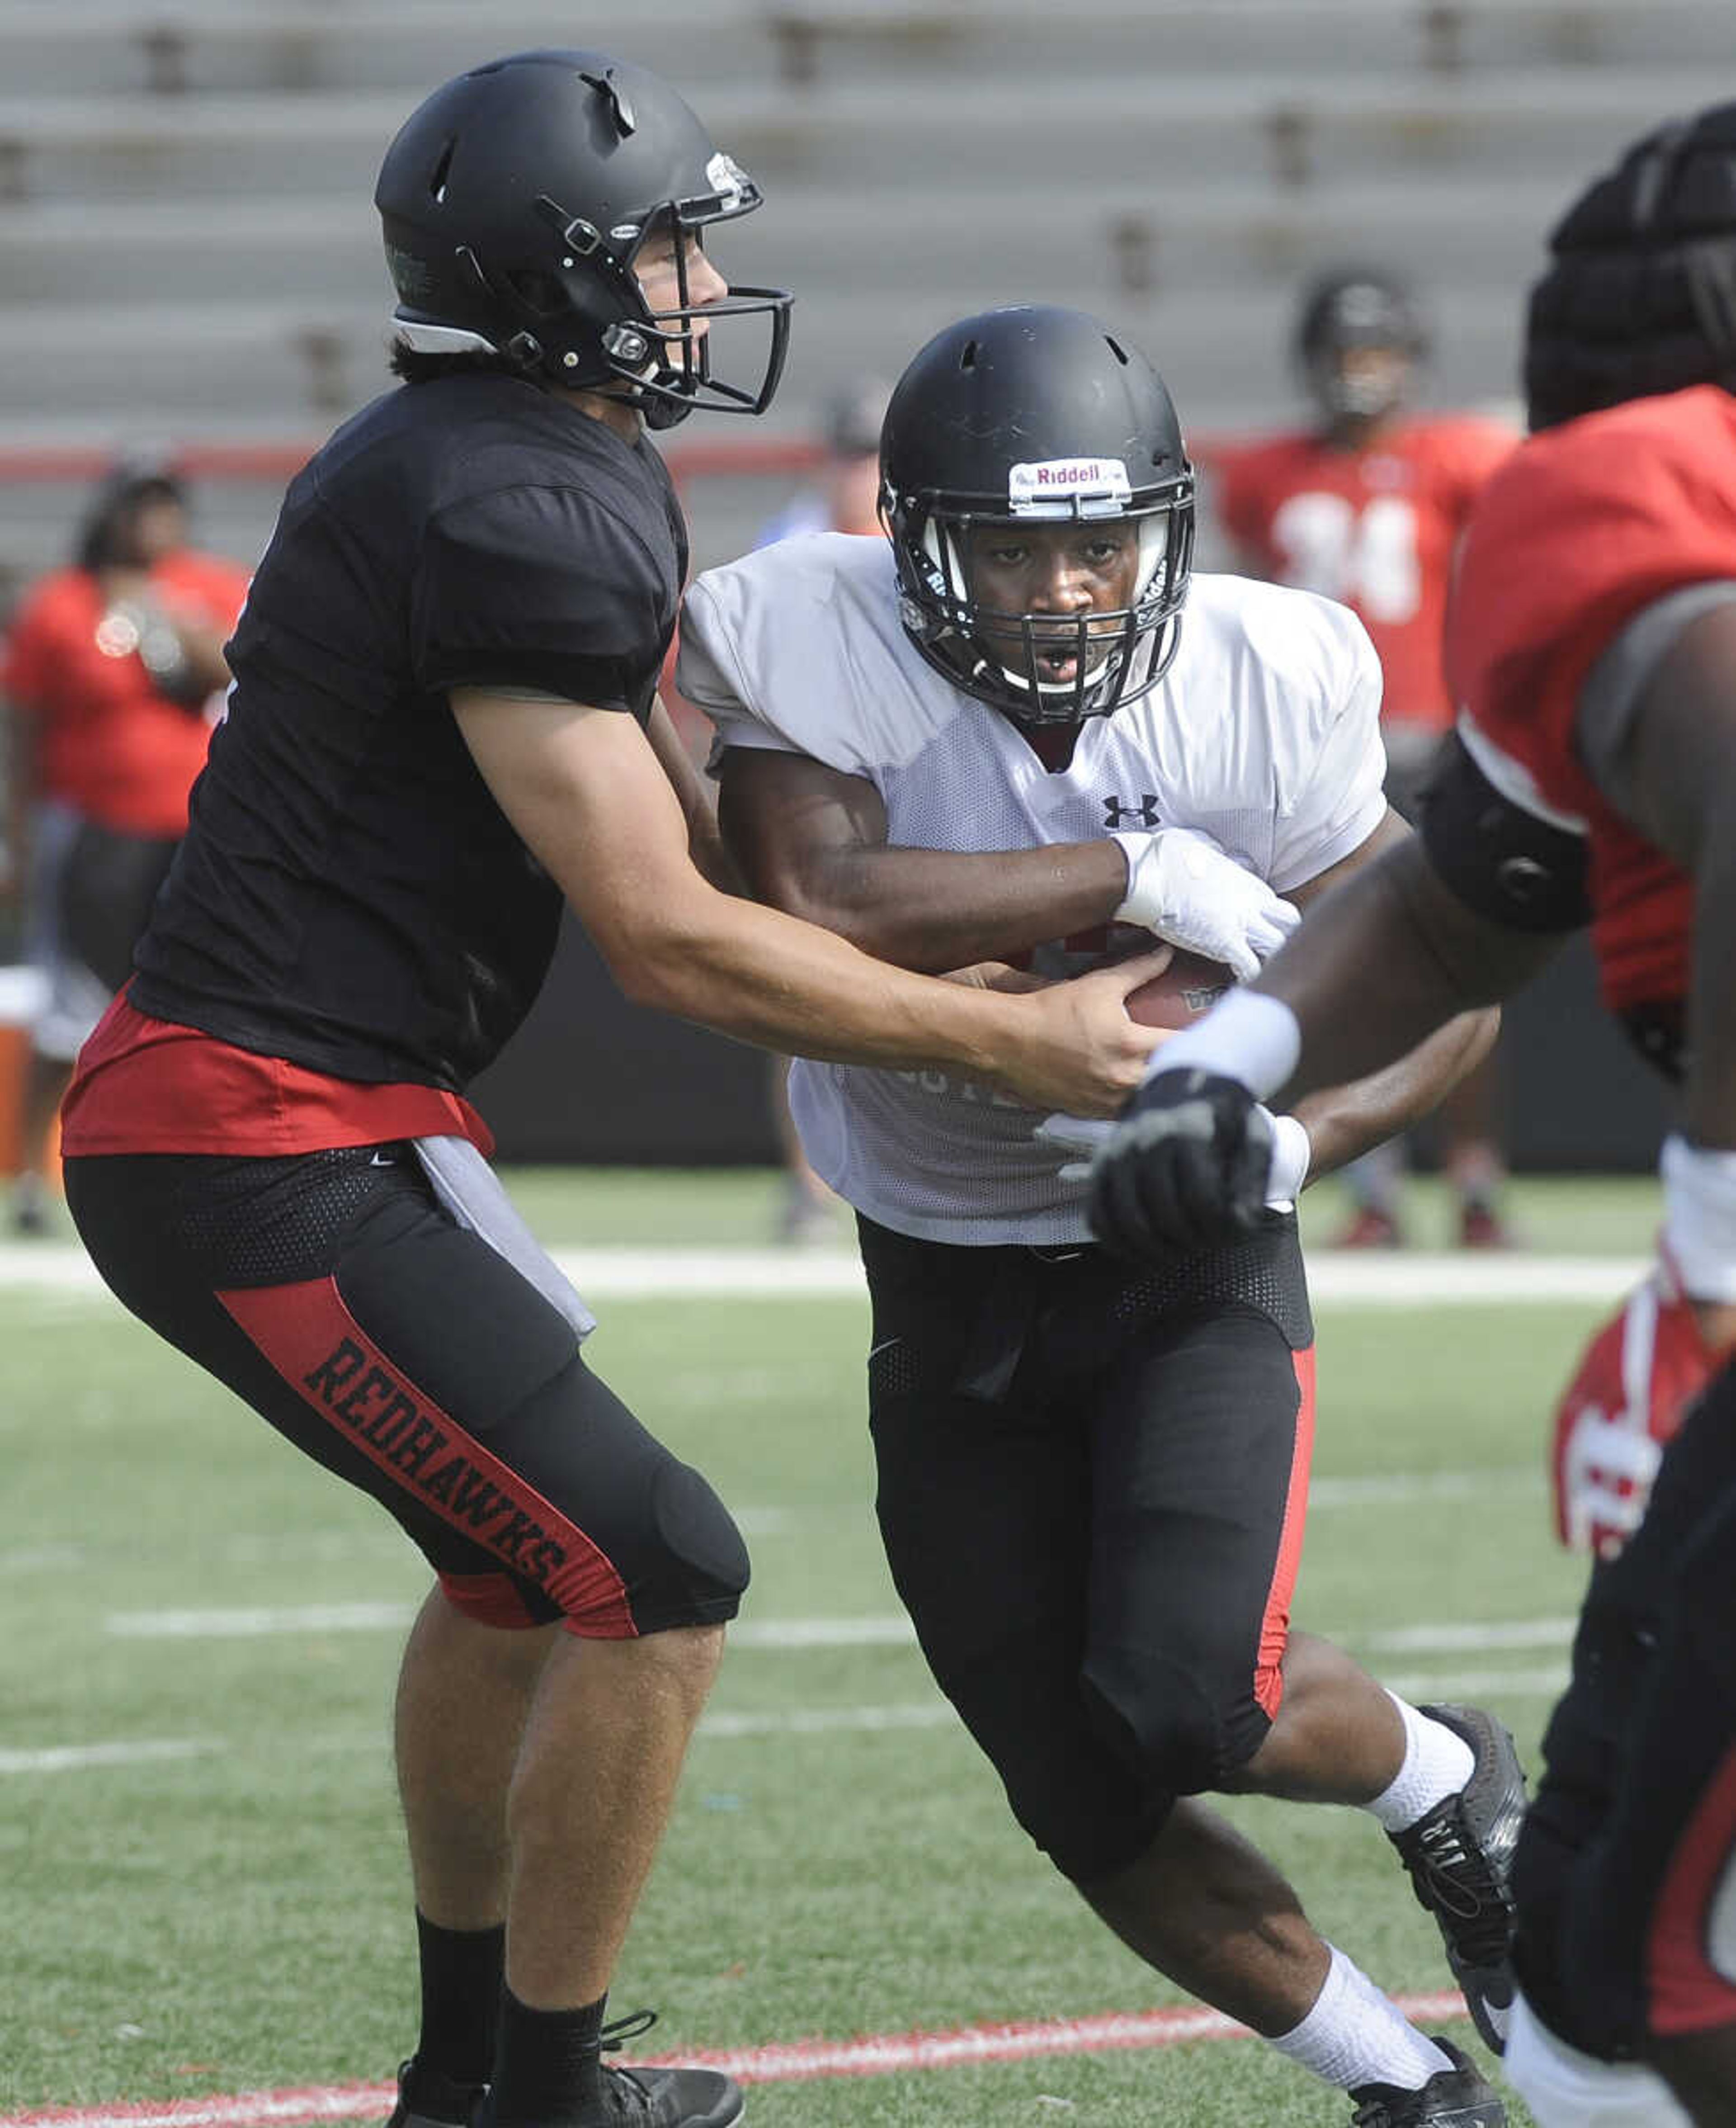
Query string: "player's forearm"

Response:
xmin=612 ymin=876 xmax=1038 ymax=1080
xmin=1260 ymin=838 xmax=1546 ymax=1103
xmin=1288 ymin=1009 xmax=1497 ymax=1178
xmin=763 ymin=839 xmax=1130 ymax=972
xmin=1684 ymin=824 xmax=1736 ymax=1152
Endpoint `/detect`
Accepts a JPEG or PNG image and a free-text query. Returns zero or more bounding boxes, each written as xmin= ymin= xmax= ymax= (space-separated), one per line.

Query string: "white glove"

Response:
xmin=1112 ymin=827 xmax=1300 ymax=982
xmin=1037 ymin=1105 xmax=1311 ymax=1210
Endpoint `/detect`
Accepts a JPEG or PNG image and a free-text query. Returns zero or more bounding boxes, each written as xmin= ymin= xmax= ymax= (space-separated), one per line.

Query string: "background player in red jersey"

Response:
xmin=1085 ymin=103 xmax=1736 ymax=2127
xmin=1211 ymin=271 xmax=1516 ymax=1248
xmin=1 ymin=455 xmax=248 ymax=1234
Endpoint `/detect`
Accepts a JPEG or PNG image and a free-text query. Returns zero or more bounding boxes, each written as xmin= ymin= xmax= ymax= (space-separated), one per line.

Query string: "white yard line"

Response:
xmin=6 ymin=1645 xmax=1577 ymax=1779
xmin=0 ymin=1241 xmax=1648 ymax=1304
xmin=0 ymin=1738 xmax=221 ymax=1774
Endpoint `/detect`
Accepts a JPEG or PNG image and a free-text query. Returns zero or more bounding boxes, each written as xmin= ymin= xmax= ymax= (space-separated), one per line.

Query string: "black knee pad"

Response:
xmin=930 ymin=1634 xmax=1174 ymax=1884
xmin=994 ymin=1719 xmax=1174 ymax=1884
xmin=1082 ymin=1643 xmax=1236 ymax=1800
xmin=650 ymin=1454 xmax=751 ymax=1613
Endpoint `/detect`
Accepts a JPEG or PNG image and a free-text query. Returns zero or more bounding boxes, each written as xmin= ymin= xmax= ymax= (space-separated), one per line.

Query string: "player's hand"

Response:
xmin=1037 ymin=1103 xmax=1310 ymax=1210
xmin=1551 ymin=1255 xmax=1722 ymax=1559
xmin=990 ymin=952 xmax=1170 ymax=1118
xmin=1085 ymin=1065 xmax=1274 ymax=1260
xmin=1112 ymin=826 xmax=1300 ymax=982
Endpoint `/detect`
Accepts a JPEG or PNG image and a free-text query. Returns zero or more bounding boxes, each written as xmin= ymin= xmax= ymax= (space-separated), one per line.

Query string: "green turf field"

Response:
xmin=2 ymin=1169 xmax=1646 ymax=2125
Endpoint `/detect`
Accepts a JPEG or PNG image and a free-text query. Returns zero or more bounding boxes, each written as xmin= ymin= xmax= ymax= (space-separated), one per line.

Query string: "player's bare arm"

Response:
xmin=1273 ymin=808 xmax=1500 ymax=1172
xmin=1603 ymin=601 xmax=1736 ymax=1154
xmin=1245 ymin=832 xmax=1560 ymax=1105
xmin=644 ymin=694 xmax=745 ymax=892
xmin=716 ymin=744 xmax=1129 ymax=970
xmin=453 ymin=687 xmax=1163 ymax=1115
xmin=1596 ymin=601 xmax=1736 ymax=1350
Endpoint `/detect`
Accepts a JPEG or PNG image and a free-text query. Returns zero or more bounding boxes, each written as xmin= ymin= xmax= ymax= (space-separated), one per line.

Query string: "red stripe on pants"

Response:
xmin=1254 ymin=1345 xmax=1316 ymax=1719
xmin=1650 ymin=1736 xmax=1736 ymax=2035
xmin=219 ymin=1276 xmax=635 ymax=1634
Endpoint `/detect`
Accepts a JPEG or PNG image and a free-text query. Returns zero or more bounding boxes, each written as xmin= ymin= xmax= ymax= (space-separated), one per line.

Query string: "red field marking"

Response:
xmin=2 ymin=1993 xmax=1468 ymax=2128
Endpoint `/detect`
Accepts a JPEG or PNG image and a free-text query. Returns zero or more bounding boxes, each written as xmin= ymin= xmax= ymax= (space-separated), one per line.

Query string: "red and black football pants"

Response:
xmin=65 ymin=1146 xmax=749 ymax=1635
xmin=1515 ymin=1352 xmax=1736 ymax=2055
xmin=858 ymin=1212 xmax=1315 ymax=1885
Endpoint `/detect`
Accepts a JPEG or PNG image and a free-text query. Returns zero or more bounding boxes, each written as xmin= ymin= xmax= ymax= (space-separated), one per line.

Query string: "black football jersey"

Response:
xmin=131 ymin=373 xmax=689 ymax=1090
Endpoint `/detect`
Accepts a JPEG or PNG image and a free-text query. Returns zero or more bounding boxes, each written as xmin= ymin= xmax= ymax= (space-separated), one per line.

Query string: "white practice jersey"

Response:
xmin=679 ymin=532 xmax=1386 ymax=1245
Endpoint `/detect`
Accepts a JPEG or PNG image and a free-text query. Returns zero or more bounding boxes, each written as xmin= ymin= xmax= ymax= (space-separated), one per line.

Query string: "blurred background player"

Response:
xmin=751 ymin=373 xmax=892 ymax=1242
xmin=1212 ymin=269 xmax=1516 ymax=1248
xmin=1085 ymin=102 xmax=1736 ymax=2128
xmin=0 ymin=454 xmax=247 ymax=1234
xmin=686 ymin=304 xmax=1520 ymax=2128
xmin=756 ymin=373 xmax=888 ymax=545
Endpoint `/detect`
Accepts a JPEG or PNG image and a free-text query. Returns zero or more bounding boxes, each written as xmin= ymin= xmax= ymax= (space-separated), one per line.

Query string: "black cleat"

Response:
xmin=1350 ymin=2037 xmax=1506 ymax=2127
xmin=592 ymin=2062 xmax=743 ymax=2128
xmin=472 ymin=2014 xmax=743 ymax=2128
xmin=385 ymin=2060 xmax=486 ymax=2128
xmin=591 ymin=2014 xmax=741 ymax=2128
xmin=1389 ymin=1704 xmax=1526 ymax=2057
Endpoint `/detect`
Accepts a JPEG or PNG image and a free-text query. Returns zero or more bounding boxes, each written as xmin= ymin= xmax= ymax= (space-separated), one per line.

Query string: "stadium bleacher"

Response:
xmin=0 ymin=0 xmax=1731 ymax=587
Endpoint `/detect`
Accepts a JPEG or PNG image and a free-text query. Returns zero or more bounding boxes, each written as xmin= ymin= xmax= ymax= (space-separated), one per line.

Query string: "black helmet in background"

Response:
xmin=375 ymin=49 xmax=793 ymax=429
xmin=1293 ymin=266 xmax=1429 ymax=424
xmin=880 ymin=305 xmax=1195 ymax=726
xmin=1526 ymin=101 xmax=1736 ymax=433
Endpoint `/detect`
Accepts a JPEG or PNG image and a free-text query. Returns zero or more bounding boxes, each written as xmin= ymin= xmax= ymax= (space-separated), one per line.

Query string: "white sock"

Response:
xmin=1364 ymin=1693 xmax=1476 ymax=1834
xmin=1269 ymin=1944 xmax=1457 ymax=2092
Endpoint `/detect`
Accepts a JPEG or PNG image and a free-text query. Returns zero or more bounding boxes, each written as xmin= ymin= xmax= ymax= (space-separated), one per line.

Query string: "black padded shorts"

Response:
xmin=65 ymin=1145 xmax=749 ymax=1636
xmin=859 ymin=1212 xmax=1315 ymax=1883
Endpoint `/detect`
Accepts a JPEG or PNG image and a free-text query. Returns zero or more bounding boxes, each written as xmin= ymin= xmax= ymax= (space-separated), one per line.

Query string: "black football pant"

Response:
xmin=66 ymin=1146 xmax=749 ymax=1635
xmin=1514 ymin=1353 xmax=1736 ymax=2053
xmin=859 ymin=1213 xmax=1314 ymax=1885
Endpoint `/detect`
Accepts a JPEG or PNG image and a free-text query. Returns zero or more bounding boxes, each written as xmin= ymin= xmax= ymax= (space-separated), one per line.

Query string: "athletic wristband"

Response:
xmin=1264 ymin=1111 xmax=1312 ymax=1210
xmin=1141 ymin=987 xmax=1302 ymax=1099
xmin=1660 ymin=1134 xmax=1736 ymax=1303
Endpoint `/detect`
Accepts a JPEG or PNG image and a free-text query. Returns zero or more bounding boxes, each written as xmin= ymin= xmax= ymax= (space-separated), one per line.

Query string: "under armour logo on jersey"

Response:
xmin=1103 ymin=794 xmax=1161 ymax=829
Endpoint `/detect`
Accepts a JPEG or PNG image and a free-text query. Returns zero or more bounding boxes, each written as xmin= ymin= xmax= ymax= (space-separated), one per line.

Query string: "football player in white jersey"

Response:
xmin=678 ymin=307 xmax=1525 ymax=2125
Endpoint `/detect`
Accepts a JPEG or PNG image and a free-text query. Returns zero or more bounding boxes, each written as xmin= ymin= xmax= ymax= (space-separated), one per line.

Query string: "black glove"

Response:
xmin=1087 ymin=1067 xmax=1274 ymax=1261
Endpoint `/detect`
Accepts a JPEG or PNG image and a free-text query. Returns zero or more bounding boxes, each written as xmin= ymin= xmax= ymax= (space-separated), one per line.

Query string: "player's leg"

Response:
xmin=65 ymin=1146 xmax=748 ymax=2128
xmin=390 ymin=1592 xmax=553 ymax=2125
xmin=1510 ymin=1359 xmax=1736 ymax=2125
xmin=862 ymin=1223 xmax=1496 ymax=2119
xmin=1439 ymin=1054 xmax=1514 ymax=1250
xmin=11 ymin=799 xmax=108 ymax=1234
xmin=1090 ymin=1302 xmax=1522 ymax=2053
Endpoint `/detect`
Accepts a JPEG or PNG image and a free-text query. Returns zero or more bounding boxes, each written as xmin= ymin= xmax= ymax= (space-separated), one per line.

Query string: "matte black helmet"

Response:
xmin=880 ymin=306 xmax=1195 ymax=726
xmin=1526 ymin=102 xmax=1736 ymax=432
xmin=375 ymin=49 xmax=793 ymax=429
xmin=1293 ymin=266 xmax=1428 ymax=421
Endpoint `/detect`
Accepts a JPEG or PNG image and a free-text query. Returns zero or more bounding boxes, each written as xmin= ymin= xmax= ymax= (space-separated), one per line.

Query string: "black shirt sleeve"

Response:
xmin=411 ymin=482 xmax=671 ymax=718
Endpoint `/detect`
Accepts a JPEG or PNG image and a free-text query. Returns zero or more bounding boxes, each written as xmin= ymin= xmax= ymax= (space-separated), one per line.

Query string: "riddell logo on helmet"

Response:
xmin=1008 ymin=458 xmax=1134 ymax=518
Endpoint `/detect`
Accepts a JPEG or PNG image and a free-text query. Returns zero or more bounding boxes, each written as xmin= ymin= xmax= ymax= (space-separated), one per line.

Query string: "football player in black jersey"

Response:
xmin=55 ymin=51 xmax=1170 ymax=2128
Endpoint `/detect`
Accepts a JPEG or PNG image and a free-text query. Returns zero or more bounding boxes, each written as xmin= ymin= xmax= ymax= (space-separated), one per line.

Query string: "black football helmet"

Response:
xmin=880 ymin=306 xmax=1195 ymax=726
xmin=1293 ymin=267 xmax=1428 ymax=422
xmin=375 ymin=49 xmax=792 ymax=429
xmin=1526 ymin=102 xmax=1736 ymax=432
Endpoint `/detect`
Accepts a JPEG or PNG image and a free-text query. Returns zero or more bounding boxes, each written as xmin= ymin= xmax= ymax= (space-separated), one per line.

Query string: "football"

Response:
xmin=1125 ymin=949 xmax=1235 ymax=1029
